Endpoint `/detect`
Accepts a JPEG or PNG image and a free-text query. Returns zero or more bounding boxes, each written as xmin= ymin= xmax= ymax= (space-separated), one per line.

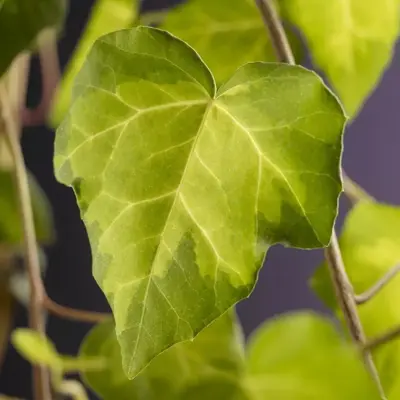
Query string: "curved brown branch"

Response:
xmin=43 ymin=295 xmax=110 ymax=324
xmin=324 ymin=234 xmax=385 ymax=399
xmin=356 ymin=263 xmax=400 ymax=305
xmin=364 ymin=325 xmax=400 ymax=351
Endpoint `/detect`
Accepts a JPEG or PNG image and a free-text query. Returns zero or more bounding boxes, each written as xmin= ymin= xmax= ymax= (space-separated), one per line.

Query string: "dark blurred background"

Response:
xmin=1 ymin=0 xmax=399 ymax=398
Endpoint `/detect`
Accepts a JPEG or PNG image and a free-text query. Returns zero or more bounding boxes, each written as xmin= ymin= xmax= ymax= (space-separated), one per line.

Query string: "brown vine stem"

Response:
xmin=342 ymin=170 xmax=374 ymax=204
xmin=255 ymin=0 xmax=386 ymax=398
xmin=43 ymin=295 xmax=110 ymax=324
xmin=324 ymin=235 xmax=385 ymax=398
xmin=0 ymin=84 xmax=51 ymax=399
xmin=254 ymin=0 xmax=295 ymax=64
xmin=355 ymin=263 xmax=400 ymax=305
xmin=6 ymin=52 xmax=30 ymax=132
xmin=23 ymin=29 xmax=60 ymax=127
xmin=364 ymin=325 xmax=400 ymax=352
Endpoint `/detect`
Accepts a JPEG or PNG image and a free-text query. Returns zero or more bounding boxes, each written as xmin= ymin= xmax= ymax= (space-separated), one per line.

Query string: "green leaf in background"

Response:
xmin=0 ymin=0 xmax=66 ymax=77
xmin=0 ymin=169 xmax=54 ymax=245
xmin=312 ymin=202 xmax=400 ymax=395
xmin=81 ymin=311 xmax=380 ymax=399
xmin=54 ymin=26 xmax=344 ymax=378
xmin=280 ymin=0 xmax=400 ymax=117
xmin=161 ymin=0 xmax=303 ymax=84
xmin=50 ymin=0 xmax=138 ymax=127
xmin=245 ymin=312 xmax=381 ymax=399
xmin=80 ymin=311 xmax=245 ymax=400
xmin=12 ymin=329 xmax=61 ymax=369
xmin=12 ymin=328 xmax=106 ymax=373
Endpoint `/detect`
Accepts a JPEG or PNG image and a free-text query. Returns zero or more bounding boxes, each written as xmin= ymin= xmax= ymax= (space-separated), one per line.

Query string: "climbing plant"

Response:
xmin=0 ymin=0 xmax=400 ymax=399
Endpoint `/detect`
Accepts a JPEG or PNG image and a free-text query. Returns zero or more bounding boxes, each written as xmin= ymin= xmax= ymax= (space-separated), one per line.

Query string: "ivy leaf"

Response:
xmin=54 ymin=26 xmax=345 ymax=378
xmin=80 ymin=311 xmax=245 ymax=399
xmin=50 ymin=0 xmax=138 ymax=127
xmin=0 ymin=0 xmax=66 ymax=77
xmin=0 ymin=169 xmax=54 ymax=245
xmin=12 ymin=329 xmax=61 ymax=369
xmin=311 ymin=202 xmax=400 ymax=394
xmin=161 ymin=0 xmax=303 ymax=84
xmin=280 ymin=0 xmax=400 ymax=117
xmin=12 ymin=328 xmax=106 ymax=373
xmin=245 ymin=312 xmax=381 ymax=399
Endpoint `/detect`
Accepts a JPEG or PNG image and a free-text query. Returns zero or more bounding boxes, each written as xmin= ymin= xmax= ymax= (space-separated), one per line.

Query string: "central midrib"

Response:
xmin=127 ymin=97 xmax=215 ymax=375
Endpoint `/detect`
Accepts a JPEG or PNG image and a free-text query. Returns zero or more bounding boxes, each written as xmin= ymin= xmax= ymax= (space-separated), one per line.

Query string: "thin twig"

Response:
xmin=0 ymin=85 xmax=51 ymax=399
xmin=364 ymin=325 xmax=400 ymax=352
xmin=43 ymin=295 xmax=110 ymax=324
xmin=342 ymin=171 xmax=374 ymax=204
xmin=255 ymin=1 xmax=385 ymax=397
xmin=355 ymin=263 xmax=400 ymax=305
xmin=23 ymin=29 xmax=60 ymax=127
xmin=324 ymin=234 xmax=385 ymax=398
xmin=254 ymin=0 xmax=295 ymax=64
xmin=6 ymin=52 xmax=30 ymax=132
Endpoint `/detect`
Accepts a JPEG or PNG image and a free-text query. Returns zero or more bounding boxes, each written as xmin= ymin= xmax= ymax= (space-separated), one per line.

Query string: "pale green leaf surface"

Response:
xmin=0 ymin=169 xmax=54 ymax=245
xmin=161 ymin=0 xmax=303 ymax=84
xmin=54 ymin=26 xmax=344 ymax=378
xmin=0 ymin=0 xmax=66 ymax=77
xmin=80 ymin=311 xmax=245 ymax=400
xmin=246 ymin=312 xmax=381 ymax=399
xmin=312 ymin=202 xmax=400 ymax=394
xmin=12 ymin=328 xmax=61 ymax=368
xmin=50 ymin=0 xmax=138 ymax=127
xmin=280 ymin=0 xmax=400 ymax=116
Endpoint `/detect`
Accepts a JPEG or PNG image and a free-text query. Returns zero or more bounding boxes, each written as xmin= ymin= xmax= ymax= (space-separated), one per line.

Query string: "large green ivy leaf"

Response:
xmin=161 ymin=0 xmax=303 ymax=84
xmin=280 ymin=0 xmax=400 ymax=116
xmin=54 ymin=26 xmax=345 ymax=378
xmin=80 ymin=311 xmax=245 ymax=399
xmin=50 ymin=0 xmax=138 ymax=127
xmin=245 ymin=312 xmax=381 ymax=399
xmin=0 ymin=169 xmax=54 ymax=245
xmin=312 ymin=202 xmax=400 ymax=395
xmin=0 ymin=0 xmax=66 ymax=77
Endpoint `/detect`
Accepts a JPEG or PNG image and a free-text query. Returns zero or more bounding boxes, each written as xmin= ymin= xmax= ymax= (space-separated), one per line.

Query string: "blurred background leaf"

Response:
xmin=280 ymin=0 xmax=400 ymax=117
xmin=80 ymin=311 xmax=245 ymax=400
xmin=161 ymin=0 xmax=303 ymax=84
xmin=50 ymin=0 xmax=138 ymax=126
xmin=0 ymin=0 xmax=67 ymax=77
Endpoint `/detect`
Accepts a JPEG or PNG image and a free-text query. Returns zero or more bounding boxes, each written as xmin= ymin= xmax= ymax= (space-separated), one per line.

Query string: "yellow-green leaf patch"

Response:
xmin=280 ymin=0 xmax=400 ymax=116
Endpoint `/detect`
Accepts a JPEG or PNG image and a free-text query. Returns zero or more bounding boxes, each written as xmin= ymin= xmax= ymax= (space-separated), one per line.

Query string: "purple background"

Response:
xmin=1 ymin=0 xmax=399 ymax=397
